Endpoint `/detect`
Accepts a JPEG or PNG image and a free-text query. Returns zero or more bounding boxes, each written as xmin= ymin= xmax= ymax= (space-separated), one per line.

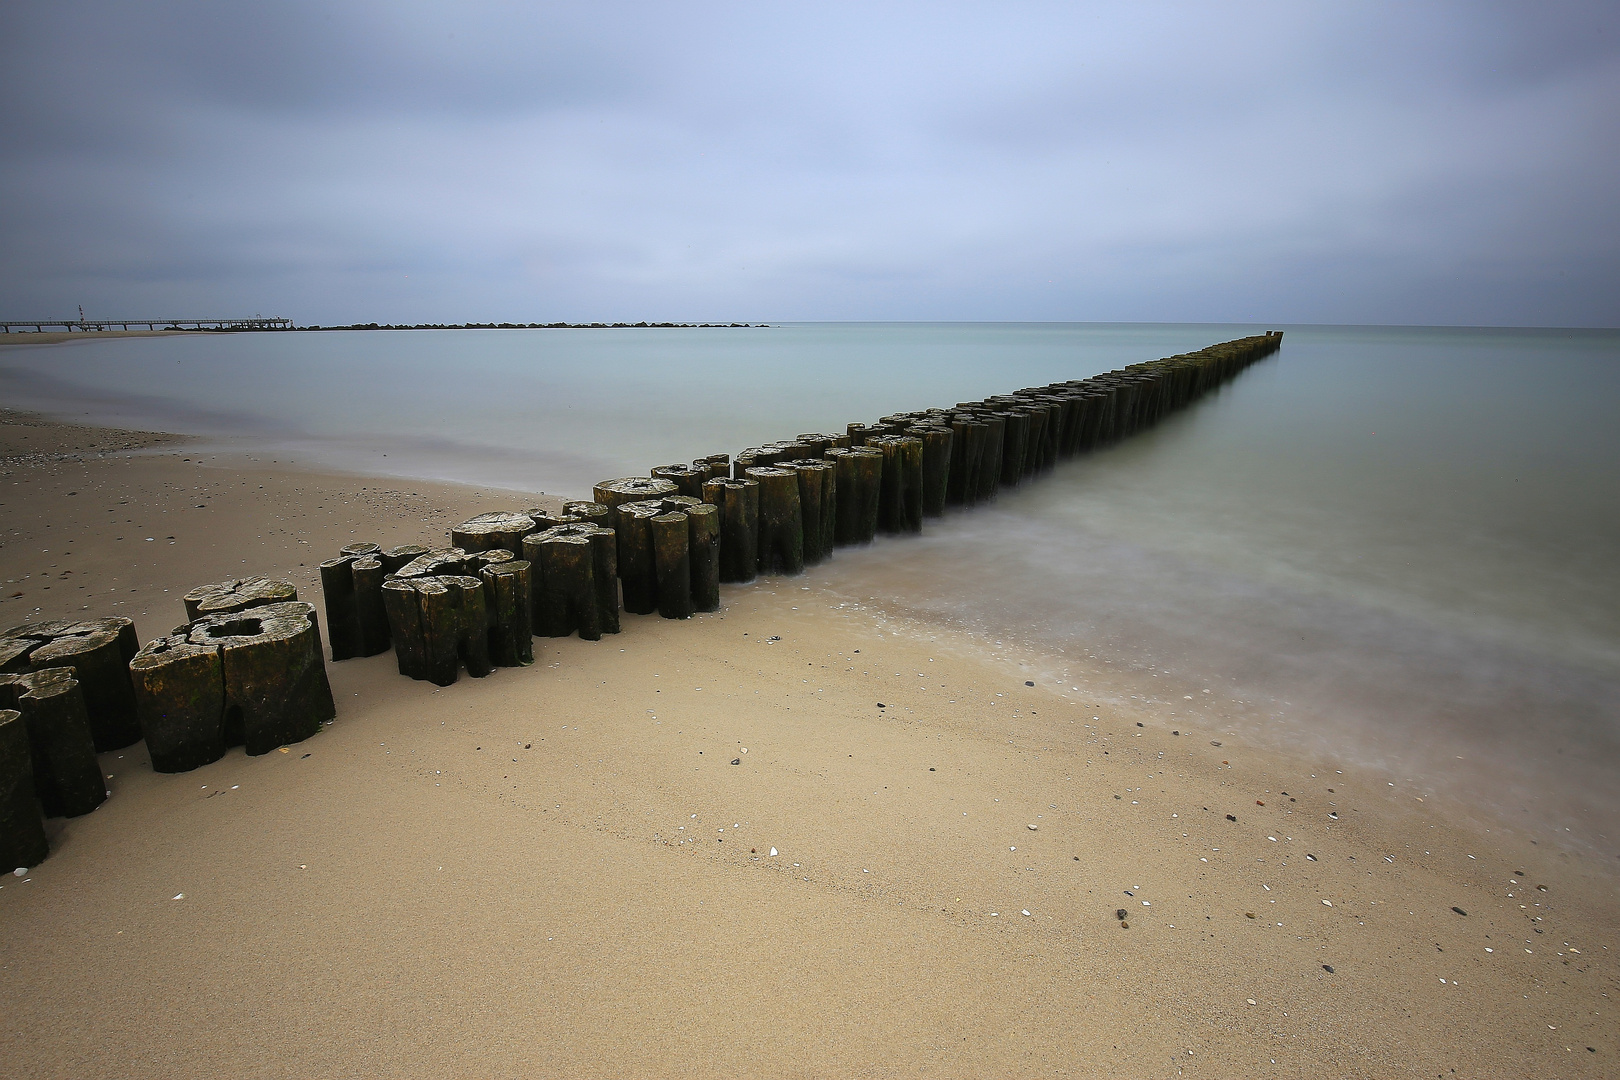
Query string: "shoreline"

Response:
xmin=1 ymin=408 xmax=1615 ymax=1076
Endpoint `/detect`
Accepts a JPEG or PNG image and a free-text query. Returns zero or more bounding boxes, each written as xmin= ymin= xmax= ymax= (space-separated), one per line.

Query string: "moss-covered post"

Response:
xmin=703 ymin=476 xmax=759 ymax=584
xmin=786 ymin=458 xmax=836 ymax=565
xmin=129 ymin=635 xmax=227 ymax=773
xmin=745 ymin=467 xmax=804 ymax=575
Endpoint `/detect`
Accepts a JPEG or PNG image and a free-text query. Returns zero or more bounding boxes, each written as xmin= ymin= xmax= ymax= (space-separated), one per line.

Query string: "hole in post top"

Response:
xmin=207 ymin=618 xmax=263 ymax=638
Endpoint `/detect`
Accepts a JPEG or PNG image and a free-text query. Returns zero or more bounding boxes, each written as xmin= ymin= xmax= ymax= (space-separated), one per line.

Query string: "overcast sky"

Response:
xmin=2 ymin=2 xmax=1616 ymax=326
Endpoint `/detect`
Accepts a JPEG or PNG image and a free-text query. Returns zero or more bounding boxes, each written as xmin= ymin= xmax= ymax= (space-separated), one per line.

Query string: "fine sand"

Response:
xmin=0 ymin=408 xmax=1614 ymax=1079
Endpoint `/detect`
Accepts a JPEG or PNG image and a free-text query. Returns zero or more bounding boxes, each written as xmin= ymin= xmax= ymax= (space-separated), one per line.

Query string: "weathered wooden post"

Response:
xmin=871 ymin=435 xmax=923 ymax=534
xmin=178 ymin=601 xmax=336 ymax=755
xmin=479 ymin=559 xmax=534 ymax=666
xmin=451 ymin=512 xmax=535 ymax=556
xmin=995 ymin=410 xmax=1029 ymax=487
xmin=785 ymin=458 xmax=836 ymax=564
xmin=382 ymin=575 xmax=492 ymax=686
xmin=906 ymin=424 xmax=953 ymax=517
xmin=649 ymin=512 xmax=694 ymax=618
xmin=1 ymin=618 xmax=142 ymax=751
xmin=703 ymin=476 xmax=759 ymax=583
xmin=829 ymin=446 xmax=882 ymax=545
xmin=0 ymin=709 xmax=49 ymax=870
xmin=182 ymin=577 xmax=298 ymax=622
xmin=947 ymin=415 xmax=987 ymax=506
xmin=975 ymin=413 xmax=1005 ymax=501
xmin=745 ymin=467 xmax=804 ymax=575
xmin=524 ymin=523 xmax=619 ymax=639
xmin=0 ymin=669 xmax=104 ymax=817
xmin=692 ymin=454 xmax=731 ymax=482
xmin=129 ymin=634 xmax=226 ymax=773
xmin=686 ymin=502 xmax=720 ymax=612
xmin=593 ymin=477 xmax=679 ymax=525
xmin=651 ymin=464 xmax=709 ymax=499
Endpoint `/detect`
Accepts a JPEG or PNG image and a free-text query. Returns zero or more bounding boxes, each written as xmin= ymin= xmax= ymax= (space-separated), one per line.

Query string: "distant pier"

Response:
xmin=0 ymin=316 xmax=292 ymax=333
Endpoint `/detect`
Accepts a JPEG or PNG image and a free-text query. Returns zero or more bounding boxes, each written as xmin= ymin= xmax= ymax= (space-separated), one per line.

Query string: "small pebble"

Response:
xmin=1247 ymin=998 xmax=1257 ymax=1006
xmin=1452 ymin=906 xmax=1468 ymax=916
xmin=1225 ymin=814 xmax=1237 ymax=822
xmin=12 ymin=868 xmax=26 ymax=878
xmin=1322 ymin=900 xmax=1333 ymax=907
xmin=1024 ymin=681 xmax=1034 ymax=687
xmin=1322 ymin=964 xmax=1334 ymax=973
xmin=1027 ymin=824 xmax=1038 ymax=831
xmin=769 ymin=848 xmax=778 ymax=857
xmin=1021 ymin=909 xmax=1030 ymax=916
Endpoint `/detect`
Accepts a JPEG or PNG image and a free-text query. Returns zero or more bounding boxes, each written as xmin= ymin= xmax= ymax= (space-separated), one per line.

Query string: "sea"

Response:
xmin=4 ymin=323 xmax=1617 ymax=853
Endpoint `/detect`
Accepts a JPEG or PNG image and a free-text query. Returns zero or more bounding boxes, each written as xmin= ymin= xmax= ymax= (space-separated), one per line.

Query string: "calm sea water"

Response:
xmin=4 ymin=324 xmax=1618 ymax=850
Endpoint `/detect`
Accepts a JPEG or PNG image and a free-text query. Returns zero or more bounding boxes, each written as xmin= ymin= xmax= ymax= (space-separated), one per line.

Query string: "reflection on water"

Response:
xmin=4 ymin=323 xmax=1617 ymax=848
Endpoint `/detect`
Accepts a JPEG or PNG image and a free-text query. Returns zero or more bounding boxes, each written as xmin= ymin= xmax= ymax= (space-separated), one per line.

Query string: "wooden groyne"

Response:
xmin=0 ymin=332 xmax=1281 ymax=870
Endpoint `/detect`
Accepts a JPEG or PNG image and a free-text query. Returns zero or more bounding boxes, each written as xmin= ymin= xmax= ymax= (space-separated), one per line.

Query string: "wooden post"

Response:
xmin=451 ymin=512 xmax=535 ymax=556
xmin=871 ymin=435 xmax=923 ymax=534
xmin=0 ymin=669 xmax=105 ymax=817
xmin=380 ymin=545 xmax=428 ymax=573
xmin=745 ymin=467 xmax=804 ymax=575
xmin=0 ymin=709 xmax=49 ymax=870
xmin=129 ymin=635 xmax=227 ymax=773
xmin=524 ymin=523 xmax=619 ymax=640
xmin=703 ymin=477 xmax=759 ymax=584
xmin=615 ymin=501 xmax=664 ymax=615
xmin=592 ymin=477 xmax=679 ymax=526
xmin=785 ymin=458 xmax=836 ymax=565
xmin=382 ymin=575 xmax=491 ymax=686
xmin=947 ymin=415 xmax=987 ymax=506
xmin=186 ymin=603 xmax=336 ymax=755
xmin=2 ymin=618 xmax=142 ymax=752
xmin=906 ymin=424 xmax=953 ymax=517
xmin=650 ymin=512 xmax=694 ymax=618
xmin=480 ymin=560 xmax=534 ymax=666
xmin=318 ymin=555 xmax=363 ymax=661
xmin=183 ymin=577 xmax=298 ymax=622
xmin=651 ymin=464 xmax=709 ymax=499
xmin=975 ymin=413 xmax=1005 ymax=501
xmin=686 ymin=502 xmax=720 ymax=612
xmin=828 ymin=446 xmax=882 ymax=545
xmin=692 ymin=454 xmax=731 ymax=482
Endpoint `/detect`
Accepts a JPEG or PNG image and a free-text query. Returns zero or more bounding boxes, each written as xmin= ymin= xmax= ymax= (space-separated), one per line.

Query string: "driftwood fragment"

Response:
xmin=0 ymin=668 xmax=104 ymax=817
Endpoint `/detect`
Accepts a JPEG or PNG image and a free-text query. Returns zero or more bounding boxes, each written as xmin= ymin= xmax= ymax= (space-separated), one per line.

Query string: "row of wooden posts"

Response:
xmin=0 ymin=333 xmax=1281 ymax=870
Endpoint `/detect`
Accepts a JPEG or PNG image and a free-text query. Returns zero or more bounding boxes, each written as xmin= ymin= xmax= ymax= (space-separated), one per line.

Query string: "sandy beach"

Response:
xmin=0 ymin=407 xmax=1614 ymax=1079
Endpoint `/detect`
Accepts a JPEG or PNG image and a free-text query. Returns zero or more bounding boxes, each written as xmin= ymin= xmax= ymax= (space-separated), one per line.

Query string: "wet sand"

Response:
xmin=0 ymin=408 xmax=1614 ymax=1078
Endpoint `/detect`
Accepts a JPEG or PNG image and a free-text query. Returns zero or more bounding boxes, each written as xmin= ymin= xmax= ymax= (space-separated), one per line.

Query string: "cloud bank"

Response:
xmin=2 ymin=1 xmax=1616 ymax=325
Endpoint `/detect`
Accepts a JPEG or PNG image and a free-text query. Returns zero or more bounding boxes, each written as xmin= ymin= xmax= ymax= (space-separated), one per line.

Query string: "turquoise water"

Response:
xmin=4 ymin=324 xmax=1617 ymax=849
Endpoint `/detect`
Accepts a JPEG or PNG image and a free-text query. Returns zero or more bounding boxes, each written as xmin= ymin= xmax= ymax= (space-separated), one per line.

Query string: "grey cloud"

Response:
xmin=1 ymin=1 xmax=1615 ymax=325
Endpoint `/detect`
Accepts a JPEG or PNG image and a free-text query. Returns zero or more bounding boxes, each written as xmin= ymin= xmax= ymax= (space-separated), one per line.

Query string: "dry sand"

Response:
xmin=0 ymin=407 xmax=1614 ymax=1078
